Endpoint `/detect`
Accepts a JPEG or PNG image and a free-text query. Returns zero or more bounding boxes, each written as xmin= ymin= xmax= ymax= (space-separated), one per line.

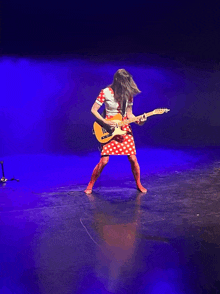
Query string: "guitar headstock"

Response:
xmin=153 ymin=108 xmax=170 ymax=115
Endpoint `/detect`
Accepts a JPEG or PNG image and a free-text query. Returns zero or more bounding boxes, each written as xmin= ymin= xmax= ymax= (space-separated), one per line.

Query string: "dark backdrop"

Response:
xmin=1 ymin=0 xmax=220 ymax=156
xmin=3 ymin=0 xmax=220 ymax=61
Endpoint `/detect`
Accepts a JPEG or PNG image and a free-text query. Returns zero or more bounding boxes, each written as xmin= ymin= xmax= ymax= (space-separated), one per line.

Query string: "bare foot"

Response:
xmin=84 ymin=188 xmax=92 ymax=194
xmin=137 ymin=185 xmax=147 ymax=193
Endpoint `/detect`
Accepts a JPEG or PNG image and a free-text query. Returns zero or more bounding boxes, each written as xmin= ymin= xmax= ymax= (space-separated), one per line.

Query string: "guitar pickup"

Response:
xmin=101 ymin=127 xmax=108 ymax=134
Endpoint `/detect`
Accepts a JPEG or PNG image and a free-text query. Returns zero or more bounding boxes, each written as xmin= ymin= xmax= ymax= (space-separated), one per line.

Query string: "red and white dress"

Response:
xmin=95 ymin=87 xmax=136 ymax=156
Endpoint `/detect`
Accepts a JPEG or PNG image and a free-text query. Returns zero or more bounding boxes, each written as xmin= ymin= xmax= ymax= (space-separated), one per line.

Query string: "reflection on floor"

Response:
xmin=1 ymin=147 xmax=220 ymax=293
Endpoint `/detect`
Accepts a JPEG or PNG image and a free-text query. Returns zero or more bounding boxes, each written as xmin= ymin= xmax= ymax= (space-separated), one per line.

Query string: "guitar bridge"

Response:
xmin=101 ymin=134 xmax=112 ymax=140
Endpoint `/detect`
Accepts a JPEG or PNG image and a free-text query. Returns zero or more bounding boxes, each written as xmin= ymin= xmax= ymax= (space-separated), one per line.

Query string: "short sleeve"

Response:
xmin=127 ymin=96 xmax=133 ymax=106
xmin=95 ymin=89 xmax=105 ymax=106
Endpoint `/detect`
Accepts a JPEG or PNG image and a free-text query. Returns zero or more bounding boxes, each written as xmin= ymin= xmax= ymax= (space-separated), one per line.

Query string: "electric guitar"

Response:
xmin=93 ymin=108 xmax=170 ymax=143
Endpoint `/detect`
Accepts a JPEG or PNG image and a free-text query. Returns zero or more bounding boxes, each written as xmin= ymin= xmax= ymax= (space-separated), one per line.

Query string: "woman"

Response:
xmin=84 ymin=69 xmax=147 ymax=194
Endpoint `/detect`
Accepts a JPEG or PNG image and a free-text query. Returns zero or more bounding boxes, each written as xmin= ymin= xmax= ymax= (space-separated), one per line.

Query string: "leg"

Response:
xmin=84 ymin=156 xmax=109 ymax=194
xmin=128 ymin=155 xmax=147 ymax=193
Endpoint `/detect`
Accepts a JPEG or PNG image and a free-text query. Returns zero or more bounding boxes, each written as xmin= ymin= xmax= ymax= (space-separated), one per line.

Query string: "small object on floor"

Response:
xmin=1 ymin=161 xmax=7 ymax=183
xmin=0 ymin=161 xmax=19 ymax=183
xmin=0 ymin=177 xmax=7 ymax=183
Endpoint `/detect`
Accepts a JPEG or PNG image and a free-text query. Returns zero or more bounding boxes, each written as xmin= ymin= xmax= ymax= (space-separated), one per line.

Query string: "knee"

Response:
xmin=100 ymin=156 xmax=109 ymax=166
xmin=128 ymin=155 xmax=137 ymax=163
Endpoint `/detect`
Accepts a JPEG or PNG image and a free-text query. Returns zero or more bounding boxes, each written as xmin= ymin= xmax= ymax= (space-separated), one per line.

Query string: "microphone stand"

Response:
xmin=0 ymin=161 xmax=19 ymax=183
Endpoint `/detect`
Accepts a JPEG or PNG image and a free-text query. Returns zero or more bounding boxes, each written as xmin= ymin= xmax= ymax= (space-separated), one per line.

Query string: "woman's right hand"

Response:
xmin=104 ymin=119 xmax=117 ymax=128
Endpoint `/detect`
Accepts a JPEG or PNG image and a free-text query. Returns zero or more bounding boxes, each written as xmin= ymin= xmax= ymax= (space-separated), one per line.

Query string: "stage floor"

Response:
xmin=1 ymin=147 xmax=220 ymax=293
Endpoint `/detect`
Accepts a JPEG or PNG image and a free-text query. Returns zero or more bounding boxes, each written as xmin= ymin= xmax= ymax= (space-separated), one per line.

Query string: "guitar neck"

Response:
xmin=118 ymin=111 xmax=155 ymax=127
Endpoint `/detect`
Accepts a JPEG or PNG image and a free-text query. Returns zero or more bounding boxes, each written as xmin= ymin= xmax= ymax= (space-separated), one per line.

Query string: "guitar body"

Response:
xmin=93 ymin=113 xmax=127 ymax=143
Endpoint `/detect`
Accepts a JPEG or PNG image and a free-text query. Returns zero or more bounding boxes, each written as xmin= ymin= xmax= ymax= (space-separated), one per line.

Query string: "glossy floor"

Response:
xmin=1 ymin=148 xmax=220 ymax=293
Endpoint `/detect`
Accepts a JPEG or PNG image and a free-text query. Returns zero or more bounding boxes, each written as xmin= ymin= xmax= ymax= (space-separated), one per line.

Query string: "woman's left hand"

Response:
xmin=138 ymin=114 xmax=147 ymax=125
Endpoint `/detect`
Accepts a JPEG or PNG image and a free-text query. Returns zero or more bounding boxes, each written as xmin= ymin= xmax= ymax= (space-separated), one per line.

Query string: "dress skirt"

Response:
xmin=100 ymin=116 xmax=136 ymax=156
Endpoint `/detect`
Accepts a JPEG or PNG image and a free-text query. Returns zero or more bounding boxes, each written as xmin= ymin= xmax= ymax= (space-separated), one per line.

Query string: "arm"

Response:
xmin=91 ymin=102 xmax=116 ymax=127
xmin=126 ymin=105 xmax=147 ymax=126
xmin=126 ymin=105 xmax=136 ymax=120
xmin=91 ymin=102 xmax=105 ymax=123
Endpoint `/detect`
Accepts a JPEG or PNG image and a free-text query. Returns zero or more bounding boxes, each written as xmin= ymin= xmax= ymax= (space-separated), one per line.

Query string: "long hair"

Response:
xmin=111 ymin=69 xmax=141 ymax=102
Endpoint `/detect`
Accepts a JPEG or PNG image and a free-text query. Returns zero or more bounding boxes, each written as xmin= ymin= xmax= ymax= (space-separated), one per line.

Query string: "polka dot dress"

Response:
xmin=101 ymin=116 xmax=136 ymax=156
xmin=95 ymin=87 xmax=137 ymax=156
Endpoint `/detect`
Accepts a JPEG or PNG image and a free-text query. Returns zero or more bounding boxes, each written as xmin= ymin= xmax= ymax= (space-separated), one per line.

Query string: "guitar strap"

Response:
xmin=122 ymin=99 xmax=126 ymax=117
xmin=101 ymin=108 xmax=106 ymax=118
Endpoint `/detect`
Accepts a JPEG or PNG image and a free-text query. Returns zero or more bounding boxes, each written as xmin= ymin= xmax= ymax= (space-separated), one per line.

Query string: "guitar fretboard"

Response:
xmin=118 ymin=111 xmax=154 ymax=127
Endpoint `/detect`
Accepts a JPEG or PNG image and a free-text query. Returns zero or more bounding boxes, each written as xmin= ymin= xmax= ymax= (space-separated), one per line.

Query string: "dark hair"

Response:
xmin=111 ymin=69 xmax=141 ymax=102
